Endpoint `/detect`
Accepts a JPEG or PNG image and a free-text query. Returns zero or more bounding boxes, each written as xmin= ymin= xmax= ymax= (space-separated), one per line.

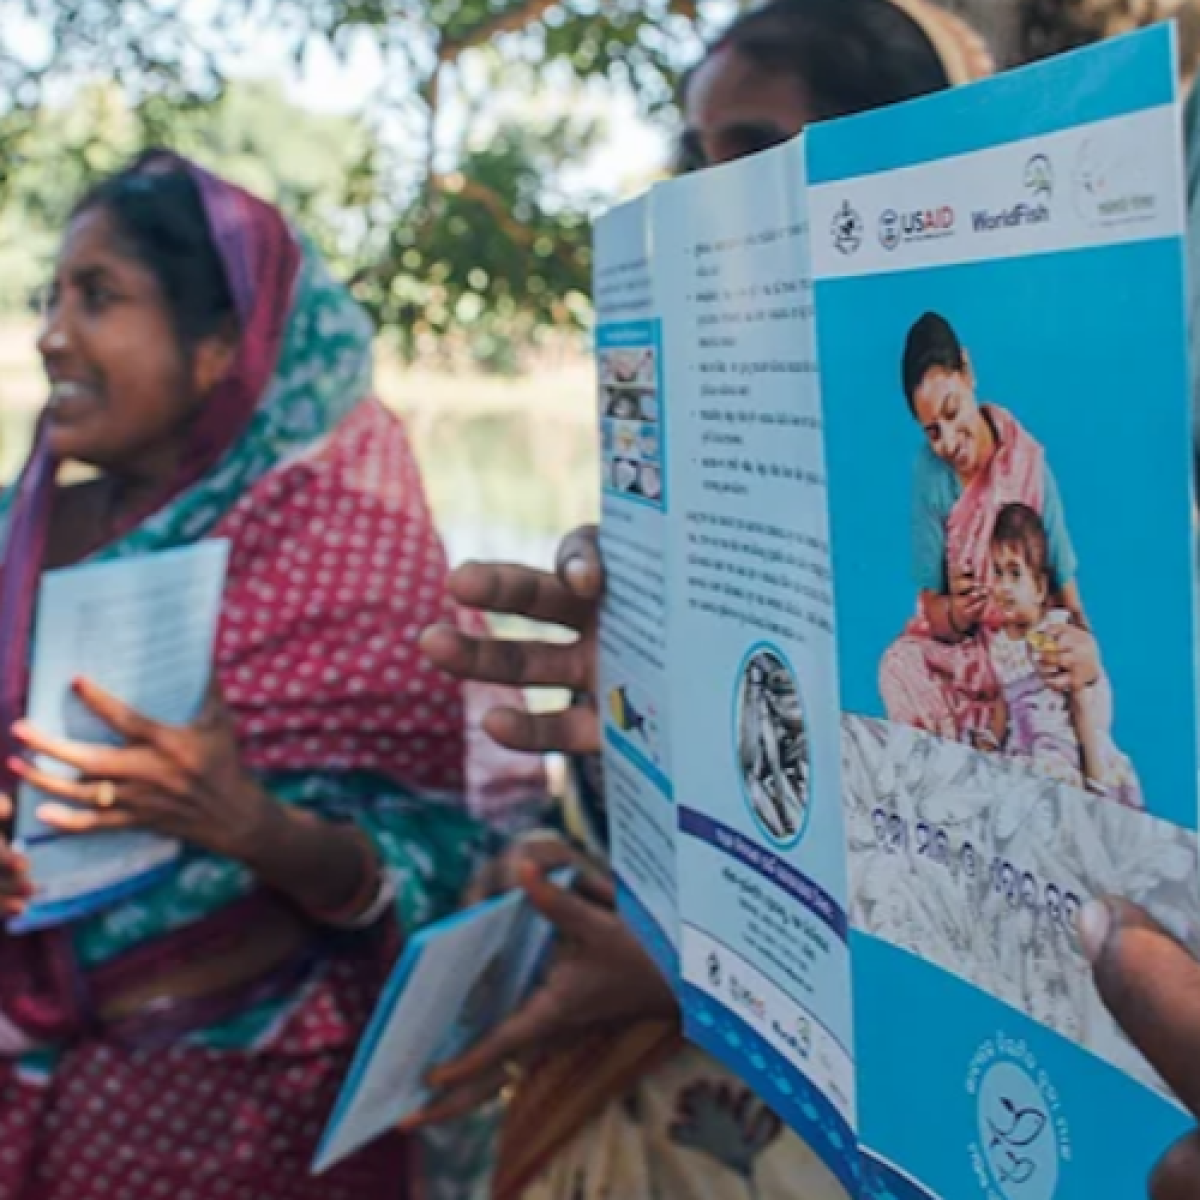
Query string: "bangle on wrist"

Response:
xmin=313 ymin=834 xmax=394 ymax=929
xmin=331 ymin=868 xmax=396 ymax=930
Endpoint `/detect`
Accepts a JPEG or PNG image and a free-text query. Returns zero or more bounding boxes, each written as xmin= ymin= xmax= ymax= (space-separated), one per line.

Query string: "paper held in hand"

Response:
xmin=11 ymin=540 xmax=230 ymax=932
xmin=314 ymin=871 xmax=572 ymax=1175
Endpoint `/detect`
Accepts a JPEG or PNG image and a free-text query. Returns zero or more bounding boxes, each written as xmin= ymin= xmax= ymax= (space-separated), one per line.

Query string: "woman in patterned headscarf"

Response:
xmin=413 ymin=4 xmax=994 ymax=1198
xmin=0 ymin=150 xmax=539 ymax=1198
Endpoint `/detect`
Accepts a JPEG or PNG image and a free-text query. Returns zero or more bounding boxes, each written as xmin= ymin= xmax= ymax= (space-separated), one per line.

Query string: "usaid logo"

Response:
xmin=879 ymin=208 xmax=902 ymax=251
xmin=878 ymin=205 xmax=955 ymax=250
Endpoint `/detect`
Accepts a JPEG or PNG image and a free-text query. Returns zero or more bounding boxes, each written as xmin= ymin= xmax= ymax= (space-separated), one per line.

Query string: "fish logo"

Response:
xmin=987 ymin=1097 xmax=1048 ymax=1150
xmin=608 ymin=686 xmax=649 ymax=741
xmin=1024 ymin=154 xmax=1053 ymax=203
xmin=986 ymin=1096 xmax=1048 ymax=1189
xmin=975 ymin=1057 xmax=1062 ymax=1200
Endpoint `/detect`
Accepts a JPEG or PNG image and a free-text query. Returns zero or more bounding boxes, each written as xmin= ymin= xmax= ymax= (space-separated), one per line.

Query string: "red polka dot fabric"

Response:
xmin=0 ymin=958 xmax=412 ymax=1199
xmin=215 ymin=398 xmax=466 ymax=798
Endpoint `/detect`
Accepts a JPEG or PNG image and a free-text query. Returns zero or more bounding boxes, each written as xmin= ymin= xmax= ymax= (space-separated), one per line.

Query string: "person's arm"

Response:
xmin=239 ymin=794 xmax=387 ymax=924
xmin=969 ymin=692 xmax=1007 ymax=753
xmin=1054 ymin=578 xmax=1089 ymax=631
xmin=912 ymin=453 xmax=986 ymax=641
xmin=11 ymin=682 xmax=395 ymax=928
xmin=1042 ymin=465 xmax=1084 ymax=622
xmin=402 ymin=855 xmax=678 ymax=1130
xmin=1067 ymin=690 xmax=1107 ymax=793
xmin=920 ymin=588 xmax=960 ymax=641
xmin=920 ymin=571 xmax=987 ymax=643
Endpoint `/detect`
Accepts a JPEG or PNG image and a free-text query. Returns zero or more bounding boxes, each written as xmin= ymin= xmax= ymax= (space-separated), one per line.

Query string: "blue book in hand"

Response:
xmin=313 ymin=868 xmax=574 ymax=1174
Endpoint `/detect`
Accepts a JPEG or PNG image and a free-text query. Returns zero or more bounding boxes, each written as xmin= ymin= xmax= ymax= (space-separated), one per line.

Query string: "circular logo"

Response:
xmin=977 ymin=1061 xmax=1059 ymax=1200
xmin=1072 ymin=137 xmax=1109 ymax=223
xmin=878 ymin=208 xmax=902 ymax=251
xmin=734 ymin=645 xmax=811 ymax=848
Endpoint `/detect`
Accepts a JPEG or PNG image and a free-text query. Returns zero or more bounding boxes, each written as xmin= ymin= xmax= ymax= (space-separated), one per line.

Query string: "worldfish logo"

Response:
xmin=1024 ymin=154 xmax=1054 ymax=201
xmin=879 ymin=205 xmax=955 ymax=250
xmin=971 ymin=202 xmax=1051 ymax=232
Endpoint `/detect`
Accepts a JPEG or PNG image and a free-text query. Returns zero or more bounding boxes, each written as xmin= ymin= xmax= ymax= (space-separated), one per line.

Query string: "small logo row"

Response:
xmin=828 ymin=141 xmax=1159 ymax=257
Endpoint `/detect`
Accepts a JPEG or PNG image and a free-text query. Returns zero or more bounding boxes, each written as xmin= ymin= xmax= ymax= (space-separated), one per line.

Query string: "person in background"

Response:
xmin=675 ymin=0 xmax=991 ymax=172
xmin=1019 ymin=0 xmax=1200 ymax=83
xmin=0 ymin=150 xmax=538 ymax=1199
xmin=417 ymin=15 xmax=1200 ymax=1200
xmin=410 ymin=3 xmax=993 ymax=1198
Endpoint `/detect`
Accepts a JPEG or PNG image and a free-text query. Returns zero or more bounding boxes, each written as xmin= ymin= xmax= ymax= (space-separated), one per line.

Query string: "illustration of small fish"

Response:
xmin=987 ymin=1096 xmax=1048 ymax=1150
xmin=609 ymin=686 xmax=649 ymax=740
xmin=996 ymin=1150 xmax=1036 ymax=1187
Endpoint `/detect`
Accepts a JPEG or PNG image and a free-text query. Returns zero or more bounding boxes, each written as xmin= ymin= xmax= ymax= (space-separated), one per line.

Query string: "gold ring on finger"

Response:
xmin=94 ymin=780 xmax=119 ymax=809
xmin=499 ymin=1060 xmax=525 ymax=1106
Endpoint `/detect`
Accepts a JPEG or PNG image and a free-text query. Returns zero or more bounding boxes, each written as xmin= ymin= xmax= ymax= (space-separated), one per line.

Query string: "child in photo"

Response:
xmin=985 ymin=503 xmax=1143 ymax=808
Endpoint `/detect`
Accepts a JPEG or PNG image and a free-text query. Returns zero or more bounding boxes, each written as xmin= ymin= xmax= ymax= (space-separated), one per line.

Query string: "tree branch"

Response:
xmin=431 ymin=171 xmax=537 ymax=247
xmin=439 ymin=0 xmax=559 ymax=63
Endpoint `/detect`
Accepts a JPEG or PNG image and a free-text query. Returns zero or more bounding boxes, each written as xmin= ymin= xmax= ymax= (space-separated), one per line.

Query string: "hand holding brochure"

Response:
xmin=595 ymin=27 xmax=1198 ymax=1199
xmin=314 ymin=870 xmax=572 ymax=1175
xmin=12 ymin=540 xmax=230 ymax=932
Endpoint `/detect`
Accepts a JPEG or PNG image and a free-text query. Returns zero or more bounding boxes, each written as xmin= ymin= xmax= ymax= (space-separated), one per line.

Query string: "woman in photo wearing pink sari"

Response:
xmin=0 ymin=150 xmax=537 ymax=1199
xmin=879 ymin=311 xmax=1108 ymax=758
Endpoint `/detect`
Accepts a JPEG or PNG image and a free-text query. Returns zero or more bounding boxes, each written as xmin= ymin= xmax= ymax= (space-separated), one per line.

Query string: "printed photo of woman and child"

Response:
xmin=878 ymin=312 xmax=1143 ymax=809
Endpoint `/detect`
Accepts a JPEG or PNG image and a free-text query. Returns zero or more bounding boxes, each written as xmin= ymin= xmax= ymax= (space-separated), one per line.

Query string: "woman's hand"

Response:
xmin=0 ymin=797 xmax=32 ymax=919
xmin=1084 ymin=898 xmax=1200 ymax=1197
xmin=9 ymin=678 xmax=272 ymax=864
xmin=948 ymin=566 xmax=988 ymax=634
xmin=462 ymin=830 xmax=588 ymax=907
xmin=420 ymin=525 xmax=604 ymax=756
xmin=402 ymin=855 xmax=679 ymax=1129
xmin=1037 ymin=623 xmax=1101 ymax=694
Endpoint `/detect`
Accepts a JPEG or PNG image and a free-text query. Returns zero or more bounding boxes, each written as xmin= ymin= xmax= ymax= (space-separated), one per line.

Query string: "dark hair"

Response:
xmin=992 ymin=502 xmax=1049 ymax=585
xmin=902 ymin=311 xmax=966 ymax=412
xmin=72 ymin=151 xmax=237 ymax=348
xmin=1020 ymin=2 xmax=1200 ymax=79
xmin=687 ymin=0 xmax=951 ymax=127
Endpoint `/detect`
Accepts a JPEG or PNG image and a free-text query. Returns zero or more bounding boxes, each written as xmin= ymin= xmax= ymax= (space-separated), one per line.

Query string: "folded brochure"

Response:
xmin=314 ymin=868 xmax=574 ymax=1174
xmin=595 ymin=27 xmax=1196 ymax=1199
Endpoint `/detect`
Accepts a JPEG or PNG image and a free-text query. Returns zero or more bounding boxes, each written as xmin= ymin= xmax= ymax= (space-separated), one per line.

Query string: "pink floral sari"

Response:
xmin=880 ymin=405 xmax=1045 ymax=741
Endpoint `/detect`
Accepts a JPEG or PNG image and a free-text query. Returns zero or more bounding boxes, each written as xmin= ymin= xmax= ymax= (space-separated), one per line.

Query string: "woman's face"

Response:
xmin=682 ymin=46 xmax=811 ymax=169
xmin=38 ymin=206 xmax=228 ymax=476
xmin=911 ymin=361 xmax=988 ymax=479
